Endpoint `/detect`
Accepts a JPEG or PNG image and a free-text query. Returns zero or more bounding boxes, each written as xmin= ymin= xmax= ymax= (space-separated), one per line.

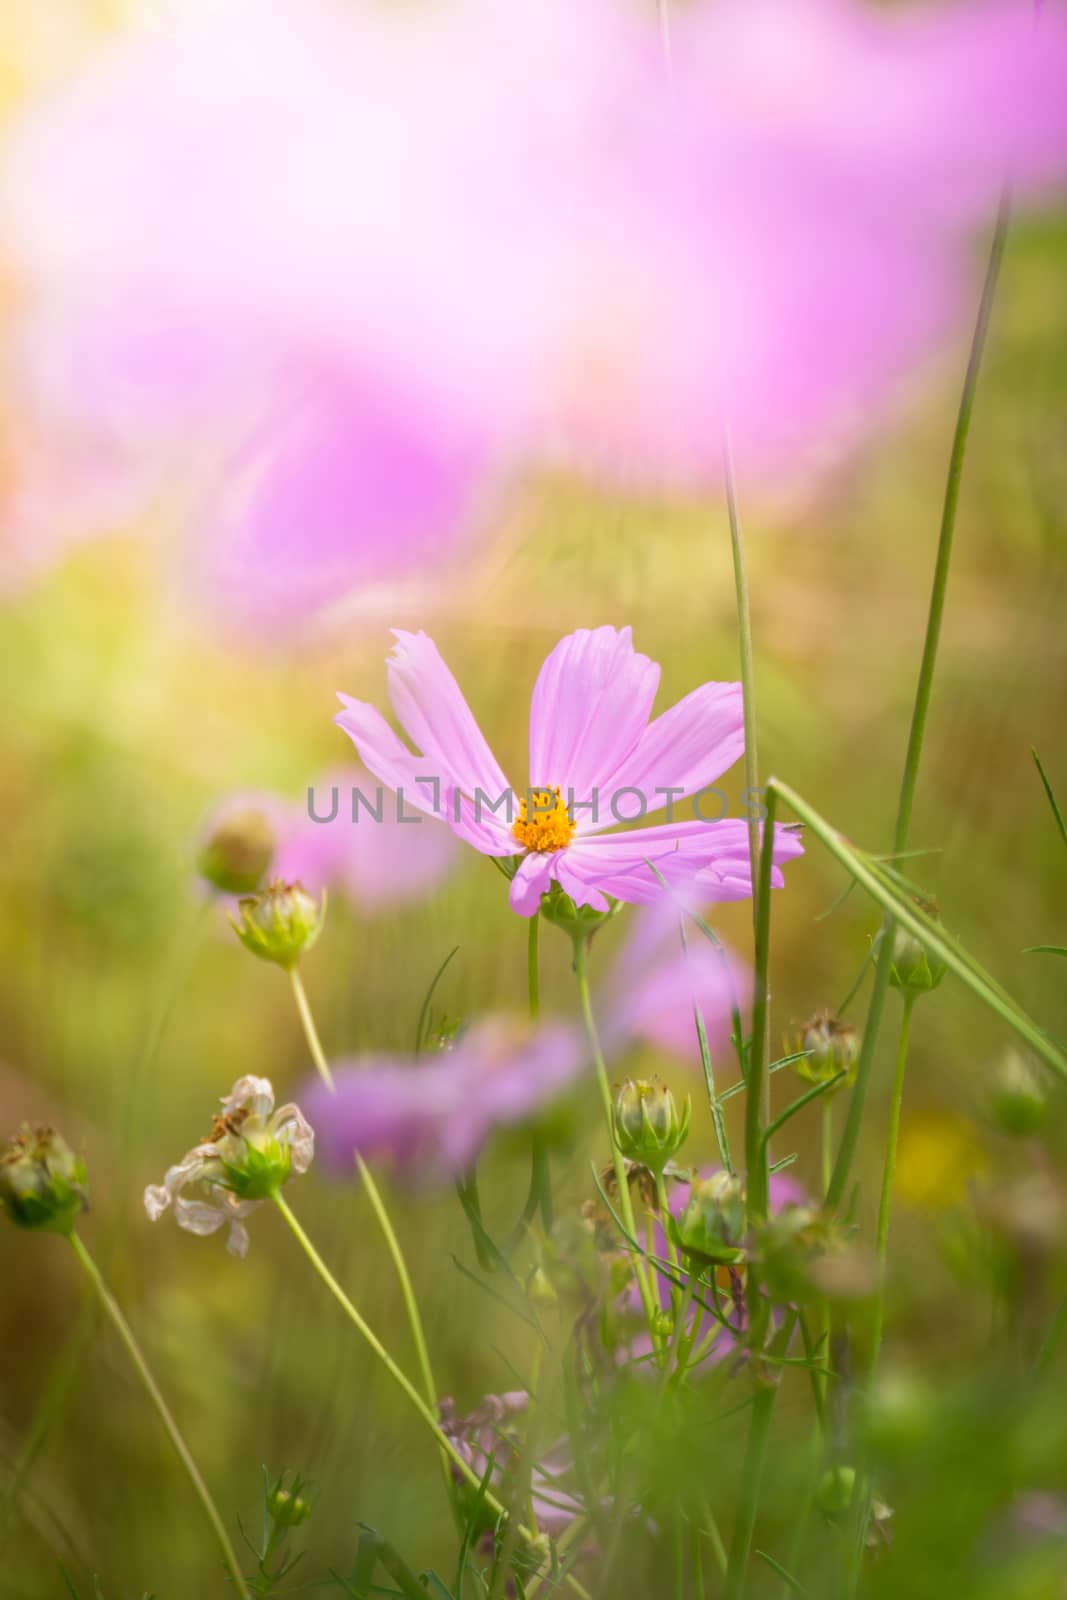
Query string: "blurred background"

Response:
xmin=2 ymin=3 xmax=1067 ymax=1599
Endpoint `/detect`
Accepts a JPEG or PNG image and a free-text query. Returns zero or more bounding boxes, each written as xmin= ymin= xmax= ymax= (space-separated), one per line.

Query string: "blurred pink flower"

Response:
xmin=335 ymin=625 xmax=803 ymax=917
xmin=201 ymin=767 xmax=459 ymax=913
xmin=304 ymin=1017 xmax=587 ymax=1184
xmin=3 ymin=0 xmax=1066 ymax=619
xmin=440 ymin=1391 xmax=591 ymax=1543
xmin=602 ymin=895 xmax=751 ymax=1068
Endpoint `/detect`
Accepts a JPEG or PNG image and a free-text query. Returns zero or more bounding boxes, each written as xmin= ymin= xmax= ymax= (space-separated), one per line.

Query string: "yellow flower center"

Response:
xmin=512 ymin=786 xmax=576 ymax=853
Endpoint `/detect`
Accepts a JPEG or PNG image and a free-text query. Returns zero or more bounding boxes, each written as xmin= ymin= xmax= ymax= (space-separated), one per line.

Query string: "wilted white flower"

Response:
xmin=144 ymin=1076 xmax=314 ymax=1258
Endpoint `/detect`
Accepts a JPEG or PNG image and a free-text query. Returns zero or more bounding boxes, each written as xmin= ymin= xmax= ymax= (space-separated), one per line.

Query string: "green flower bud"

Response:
xmin=878 ymin=905 xmax=948 ymax=996
xmin=673 ymin=1171 xmax=747 ymax=1266
xmin=651 ymin=1308 xmax=675 ymax=1343
xmin=817 ymin=1465 xmax=856 ymax=1522
xmin=612 ymin=1079 xmax=690 ymax=1174
xmin=538 ymin=882 xmax=619 ymax=942
xmin=789 ymin=1010 xmax=859 ymax=1091
xmin=232 ymin=880 xmax=326 ymax=969
xmin=0 ymin=1126 xmax=88 ymax=1235
xmin=267 ymin=1482 xmax=312 ymax=1529
xmin=198 ymin=806 xmax=275 ymax=895
xmin=989 ymin=1051 xmax=1050 ymax=1138
xmin=220 ymin=1132 xmax=293 ymax=1200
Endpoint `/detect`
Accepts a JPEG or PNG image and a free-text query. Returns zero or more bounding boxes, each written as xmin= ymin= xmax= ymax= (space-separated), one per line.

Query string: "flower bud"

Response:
xmin=231 ymin=879 xmax=326 ymax=969
xmin=989 ymin=1051 xmax=1049 ymax=1138
xmin=267 ymin=1480 xmax=312 ymax=1529
xmin=198 ymin=806 xmax=275 ymax=896
xmin=612 ymin=1079 xmax=690 ymax=1174
xmin=789 ymin=1010 xmax=859 ymax=1092
xmin=817 ymin=1464 xmax=856 ymax=1522
xmin=757 ymin=1205 xmax=875 ymax=1306
xmin=673 ymin=1171 xmax=747 ymax=1265
xmin=0 ymin=1126 xmax=88 ymax=1235
xmin=538 ymin=882 xmax=619 ymax=942
xmin=878 ymin=906 xmax=948 ymax=996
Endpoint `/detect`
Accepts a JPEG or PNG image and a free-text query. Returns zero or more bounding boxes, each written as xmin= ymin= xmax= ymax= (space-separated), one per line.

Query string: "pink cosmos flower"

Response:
xmin=335 ymin=626 xmax=802 ymax=918
xmin=5 ymin=0 xmax=1067 ymax=623
xmin=303 ymin=1018 xmax=587 ymax=1185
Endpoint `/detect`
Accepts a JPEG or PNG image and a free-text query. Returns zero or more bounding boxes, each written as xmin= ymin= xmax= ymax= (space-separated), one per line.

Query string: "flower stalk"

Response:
xmin=68 ymin=1231 xmax=251 ymax=1600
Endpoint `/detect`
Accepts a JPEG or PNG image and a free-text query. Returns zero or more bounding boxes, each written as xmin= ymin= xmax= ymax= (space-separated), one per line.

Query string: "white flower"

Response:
xmin=144 ymin=1076 xmax=314 ymax=1258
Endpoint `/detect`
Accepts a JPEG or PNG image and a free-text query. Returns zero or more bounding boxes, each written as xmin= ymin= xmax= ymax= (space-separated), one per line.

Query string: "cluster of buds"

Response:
xmin=0 ymin=1126 xmax=88 ymax=1235
xmin=789 ymin=1010 xmax=860 ymax=1092
xmin=672 ymin=1171 xmax=747 ymax=1266
xmin=144 ymin=1076 xmax=314 ymax=1257
xmin=231 ymin=880 xmax=326 ymax=970
xmin=612 ymin=1079 xmax=690 ymax=1175
xmin=198 ymin=805 xmax=276 ymax=896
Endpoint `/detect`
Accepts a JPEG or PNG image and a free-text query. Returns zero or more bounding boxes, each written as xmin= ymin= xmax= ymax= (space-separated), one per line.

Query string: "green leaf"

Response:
xmin=769 ymin=778 xmax=1067 ymax=1080
xmin=1033 ymin=748 xmax=1067 ymax=850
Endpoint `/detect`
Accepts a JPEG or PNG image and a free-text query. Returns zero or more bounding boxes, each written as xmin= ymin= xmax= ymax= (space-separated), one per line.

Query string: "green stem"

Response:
xmin=869 ymin=996 xmax=915 ymax=1378
xmin=722 ymin=1383 xmax=776 ymax=1600
xmin=724 ymin=426 xmax=761 ymax=933
xmin=271 ymin=1194 xmax=507 ymax=1522
xmin=289 ymin=969 xmax=334 ymax=1092
xmin=823 ymin=204 xmax=1012 ymax=1216
xmin=745 ymin=791 xmax=778 ymax=1231
xmin=573 ymin=937 xmax=663 ymax=1355
xmin=528 ymin=915 xmax=553 ymax=1230
xmin=821 ymin=1097 xmax=833 ymax=1204
xmin=355 ymin=1155 xmax=440 ymax=1422
xmin=892 ymin=200 xmax=1009 ymax=861
xmin=68 ymin=1232 xmax=250 ymax=1600
xmin=288 ymin=971 xmax=446 ymax=1492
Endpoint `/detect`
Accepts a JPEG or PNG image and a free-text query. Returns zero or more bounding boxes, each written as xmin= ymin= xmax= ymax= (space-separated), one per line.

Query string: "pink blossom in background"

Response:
xmin=303 ymin=1018 xmax=588 ymax=1184
xmin=602 ymin=896 xmax=752 ymax=1069
xmin=201 ymin=768 xmax=459 ymax=912
xmin=3 ymin=0 xmax=1067 ymax=623
xmin=335 ymin=625 xmax=803 ymax=917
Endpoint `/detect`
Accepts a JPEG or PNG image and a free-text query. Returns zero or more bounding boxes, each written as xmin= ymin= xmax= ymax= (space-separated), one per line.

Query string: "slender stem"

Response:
xmin=722 ymin=1383 xmax=776 ymax=1600
xmin=821 ymin=1097 xmax=833 ymax=1203
xmin=271 ymin=1194 xmax=505 ymax=1520
xmin=824 ymin=204 xmax=1012 ymax=1216
xmin=528 ymin=915 xmax=553 ymax=1230
xmin=573 ymin=937 xmax=662 ymax=1354
xmin=288 ymin=972 xmax=447 ymax=1494
xmin=355 ymin=1155 xmax=440 ymax=1419
xmin=678 ymin=912 xmax=733 ymax=1172
xmin=745 ymin=792 xmax=778 ymax=1231
xmin=68 ymin=1232 xmax=250 ymax=1600
xmin=656 ymin=1170 xmax=682 ymax=1319
xmin=528 ymin=914 xmax=541 ymax=1021
xmin=724 ymin=425 xmax=761 ymax=934
xmin=278 ymin=1194 xmax=589 ymax=1600
xmin=892 ymin=200 xmax=1009 ymax=861
xmin=289 ymin=969 xmax=334 ymax=1092
xmin=869 ymin=995 xmax=915 ymax=1378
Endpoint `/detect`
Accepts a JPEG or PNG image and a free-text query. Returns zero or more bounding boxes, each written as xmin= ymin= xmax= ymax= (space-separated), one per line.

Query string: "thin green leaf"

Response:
xmin=769 ymin=779 xmax=1067 ymax=1079
xmin=1023 ymin=945 xmax=1067 ymax=958
xmin=1033 ymin=748 xmax=1067 ymax=849
xmin=755 ymin=1550 xmax=808 ymax=1595
xmin=415 ymin=946 xmax=460 ymax=1056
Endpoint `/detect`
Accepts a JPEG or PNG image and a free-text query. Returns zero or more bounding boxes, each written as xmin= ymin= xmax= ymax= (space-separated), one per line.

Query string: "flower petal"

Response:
xmin=508 ymin=851 xmax=558 ymax=916
xmin=595 ymin=680 xmax=745 ymax=824
xmin=387 ymin=630 xmax=511 ymax=800
xmin=527 ymin=626 xmax=659 ymax=801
